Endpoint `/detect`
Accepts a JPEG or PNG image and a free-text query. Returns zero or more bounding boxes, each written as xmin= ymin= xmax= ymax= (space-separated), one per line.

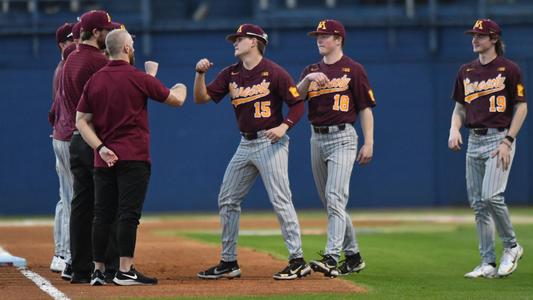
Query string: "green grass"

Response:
xmin=176 ymin=223 xmax=533 ymax=300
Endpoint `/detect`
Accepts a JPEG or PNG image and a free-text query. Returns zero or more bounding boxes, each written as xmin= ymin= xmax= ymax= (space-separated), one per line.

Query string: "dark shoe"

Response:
xmin=70 ymin=271 xmax=91 ymax=284
xmin=113 ymin=266 xmax=157 ymax=286
xmin=104 ymin=270 xmax=116 ymax=284
xmin=338 ymin=253 xmax=366 ymax=276
xmin=310 ymin=254 xmax=338 ymax=278
xmin=197 ymin=261 xmax=241 ymax=279
xmin=60 ymin=263 xmax=73 ymax=281
xmin=90 ymin=270 xmax=106 ymax=286
xmin=273 ymin=258 xmax=312 ymax=280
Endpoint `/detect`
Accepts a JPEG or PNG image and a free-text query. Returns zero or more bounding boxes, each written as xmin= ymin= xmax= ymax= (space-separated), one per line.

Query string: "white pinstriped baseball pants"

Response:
xmin=218 ymin=133 xmax=304 ymax=262
xmin=466 ymin=129 xmax=517 ymax=264
xmin=311 ymin=123 xmax=360 ymax=261
xmin=52 ymin=139 xmax=74 ymax=262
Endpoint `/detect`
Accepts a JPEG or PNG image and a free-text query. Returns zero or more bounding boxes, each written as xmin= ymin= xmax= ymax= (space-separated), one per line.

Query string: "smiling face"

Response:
xmin=471 ymin=33 xmax=496 ymax=54
xmin=316 ymin=34 xmax=342 ymax=56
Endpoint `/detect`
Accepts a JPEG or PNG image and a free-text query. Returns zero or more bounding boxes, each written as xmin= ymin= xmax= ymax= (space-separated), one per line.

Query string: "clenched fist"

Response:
xmin=196 ymin=58 xmax=214 ymax=74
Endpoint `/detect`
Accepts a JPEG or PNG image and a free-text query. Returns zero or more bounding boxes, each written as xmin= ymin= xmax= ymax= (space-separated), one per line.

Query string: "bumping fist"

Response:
xmin=306 ymin=72 xmax=329 ymax=86
xmin=196 ymin=58 xmax=213 ymax=74
xmin=144 ymin=61 xmax=159 ymax=77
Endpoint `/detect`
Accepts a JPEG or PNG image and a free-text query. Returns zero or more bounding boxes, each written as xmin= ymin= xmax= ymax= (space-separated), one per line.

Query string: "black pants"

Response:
xmin=69 ymin=134 xmax=119 ymax=274
xmin=93 ymin=161 xmax=151 ymax=262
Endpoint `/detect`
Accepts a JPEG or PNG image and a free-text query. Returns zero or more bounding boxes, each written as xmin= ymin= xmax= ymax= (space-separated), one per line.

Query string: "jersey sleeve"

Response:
xmin=206 ymin=67 xmax=231 ymax=103
xmin=276 ymin=66 xmax=302 ymax=106
xmin=76 ymin=80 xmax=93 ymax=113
xmin=452 ymin=67 xmax=466 ymax=104
xmin=507 ymin=64 xmax=527 ymax=103
xmin=141 ymin=72 xmax=171 ymax=103
xmin=351 ymin=64 xmax=376 ymax=111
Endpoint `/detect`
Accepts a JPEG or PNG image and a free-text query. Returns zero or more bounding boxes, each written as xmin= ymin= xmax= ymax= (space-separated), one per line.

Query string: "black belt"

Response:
xmin=472 ymin=128 xmax=506 ymax=135
xmin=313 ymin=124 xmax=346 ymax=134
xmin=241 ymin=132 xmax=258 ymax=140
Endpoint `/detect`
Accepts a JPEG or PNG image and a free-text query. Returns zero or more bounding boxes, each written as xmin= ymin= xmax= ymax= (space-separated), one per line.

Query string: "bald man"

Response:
xmin=76 ymin=29 xmax=186 ymax=286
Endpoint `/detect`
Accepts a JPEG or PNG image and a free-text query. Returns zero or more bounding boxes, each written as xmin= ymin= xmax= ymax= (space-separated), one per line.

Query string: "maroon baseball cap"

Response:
xmin=308 ymin=19 xmax=346 ymax=39
xmin=56 ymin=23 xmax=73 ymax=44
xmin=67 ymin=22 xmax=81 ymax=40
xmin=226 ymin=24 xmax=268 ymax=45
xmin=465 ymin=19 xmax=502 ymax=36
xmin=80 ymin=10 xmax=116 ymax=33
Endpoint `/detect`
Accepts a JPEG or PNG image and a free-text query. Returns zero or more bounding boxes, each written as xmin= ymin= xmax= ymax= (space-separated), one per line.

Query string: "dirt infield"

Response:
xmin=0 ymin=219 xmax=364 ymax=299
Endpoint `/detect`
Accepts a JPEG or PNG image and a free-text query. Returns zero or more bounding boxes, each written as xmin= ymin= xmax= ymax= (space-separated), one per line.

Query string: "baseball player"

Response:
xmin=49 ymin=22 xmax=74 ymax=274
xmin=76 ymin=29 xmax=187 ymax=286
xmin=61 ymin=10 xmax=121 ymax=283
xmin=449 ymin=19 xmax=527 ymax=278
xmin=297 ymin=19 xmax=375 ymax=278
xmin=194 ymin=24 xmax=311 ymax=280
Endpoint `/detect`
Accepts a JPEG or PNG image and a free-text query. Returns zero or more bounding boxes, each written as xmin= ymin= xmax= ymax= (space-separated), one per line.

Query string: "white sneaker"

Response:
xmin=464 ymin=263 xmax=497 ymax=278
xmin=49 ymin=256 xmax=66 ymax=273
xmin=497 ymin=244 xmax=523 ymax=277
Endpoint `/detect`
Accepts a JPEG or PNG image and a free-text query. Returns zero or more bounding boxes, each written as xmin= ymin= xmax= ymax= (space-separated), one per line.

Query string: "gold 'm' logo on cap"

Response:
xmin=474 ymin=20 xmax=483 ymax=30
xmin=237 ymin=25 xmax=243 ymax=33
xmin=317 ymin=21 xmax=327 ymax=30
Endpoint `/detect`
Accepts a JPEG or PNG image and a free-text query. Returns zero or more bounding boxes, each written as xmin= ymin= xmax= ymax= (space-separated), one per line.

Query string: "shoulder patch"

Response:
xmin=517 ymin=83 xmax=525 ymax=97
xmin=289 ymin=86 xmax=300 ymax=98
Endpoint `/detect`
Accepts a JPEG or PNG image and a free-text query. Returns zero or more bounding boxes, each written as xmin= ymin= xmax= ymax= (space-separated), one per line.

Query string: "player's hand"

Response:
xmin=491 ymin=142 xmax=512 ymax=171
xmin=265 ymin=123 xmax=289 ymax=143
xmin=357 ymin=143 xmax=373 ymax=165
xmin=144 ymin=61 xmax=159 ymax=77
xmin=306 ymin=72 xmax=329 ymax=86
xmin=99 ymin=146 xmax=118 ymax=167
xmin=448 ymin=129 xmax=463 ymax=151
xmin=196 ymin=58 xmax=213 ymax=74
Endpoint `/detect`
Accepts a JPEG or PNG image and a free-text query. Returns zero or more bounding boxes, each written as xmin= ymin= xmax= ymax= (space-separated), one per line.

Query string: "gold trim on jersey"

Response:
xmin=229 ymin=79 xmax=271 ymax=107
xmin=307 ymin=74 xmax=351 ymax=99
xmin=463 ymin=74 xmax=506 ymax=103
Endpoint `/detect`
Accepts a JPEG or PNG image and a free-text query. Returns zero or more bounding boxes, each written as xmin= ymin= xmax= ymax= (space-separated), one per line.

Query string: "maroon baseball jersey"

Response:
xmin=61 ymin=43 xmax=108 ymax=137
xmin=77 ymin=60 xmax=170 ymax=168
xmin=300 ymin=55 xmax=376 ymax=126
xmin=452 ymin=56 xmax=527 ymax=128
xmin=206 ymin=58 xmax=304 ymax=133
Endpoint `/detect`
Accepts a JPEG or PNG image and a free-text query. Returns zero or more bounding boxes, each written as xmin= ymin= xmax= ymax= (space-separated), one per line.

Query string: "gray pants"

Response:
xmin=311 ymin=124 xmax=360 ymax=261
xmin=218 ymin=133 xmax=304 ymax=262
xmin=466 ymin=129 xmax=517 ymax=264
xmin=52 ymin=139 xmax=74 ymax=262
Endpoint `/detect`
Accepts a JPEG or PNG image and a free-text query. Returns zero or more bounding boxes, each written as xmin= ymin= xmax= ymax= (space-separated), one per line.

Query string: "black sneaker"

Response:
xmin=104 ymin=270 xmax=116 ymax=284
xmin=338 ymin=253 xmax=366 ymax=276
xmin=273 ymin=258 xmax=312 ymax=280
xmin=70 ymin=271 xmax=91 ymax=284
xmin=90 ymin=270 xmax=106 ymax=286
xmin=61 ymin=263 xmax=73 ymax=281
xmin=310 ymin=254 xmax=339 ymax=278
xmin=113 ymin=267 xmax=157 ymax=286
xmin=197 ymin=261 xmax=241 ymax=279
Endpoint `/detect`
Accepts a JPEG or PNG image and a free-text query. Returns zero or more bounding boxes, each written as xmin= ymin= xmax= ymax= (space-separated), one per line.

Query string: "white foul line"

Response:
xmin=18 ymin=267 xmax=70 ymax=300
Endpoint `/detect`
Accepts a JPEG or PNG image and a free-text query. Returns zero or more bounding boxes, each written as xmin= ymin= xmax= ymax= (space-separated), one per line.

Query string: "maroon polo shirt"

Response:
xmin=50 ymin=60 xmax=71 ymax=141
xmin=452 ymin=56 xmax=527 ymax=128
xmin=61 ymin=43 xmax=108 ymax=138
xmin=77 ymin=60 xmax=170 ymax=168
xmin=206 ymin=57 xmax=304 ymax=133
xmin=300 ymin=55 xmax=376 ymax=126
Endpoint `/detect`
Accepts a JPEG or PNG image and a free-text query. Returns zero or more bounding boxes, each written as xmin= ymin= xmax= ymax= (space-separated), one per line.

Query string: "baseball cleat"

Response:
xmin=273 ymin=258 xmax=312 ymax=280
xmin=497 ymin=244 xmax=523 ymax=277
xmin=197 ymin=261 xmax=241 ymax=280
xmin=310 ymin=254 xmax=339 ymax=278
xmin=464 ymin=263 xmax=497 ymax=278
xmin=113 ymin=266 xmax=157 ymax=286
xmin=50 ymin=256 xmax=65 ymax=273
xmin=61 ymin=263 xmax=73 ymax=281
xmin=338 ymin=254 xmax=366 ymax=276
xmin=90 ymin=269 xmax=106 ymax=286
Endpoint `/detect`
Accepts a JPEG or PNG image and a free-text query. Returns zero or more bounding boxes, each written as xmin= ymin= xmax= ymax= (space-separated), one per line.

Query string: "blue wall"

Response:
xmin=1 ymin=24 xmax=532 ymax=215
